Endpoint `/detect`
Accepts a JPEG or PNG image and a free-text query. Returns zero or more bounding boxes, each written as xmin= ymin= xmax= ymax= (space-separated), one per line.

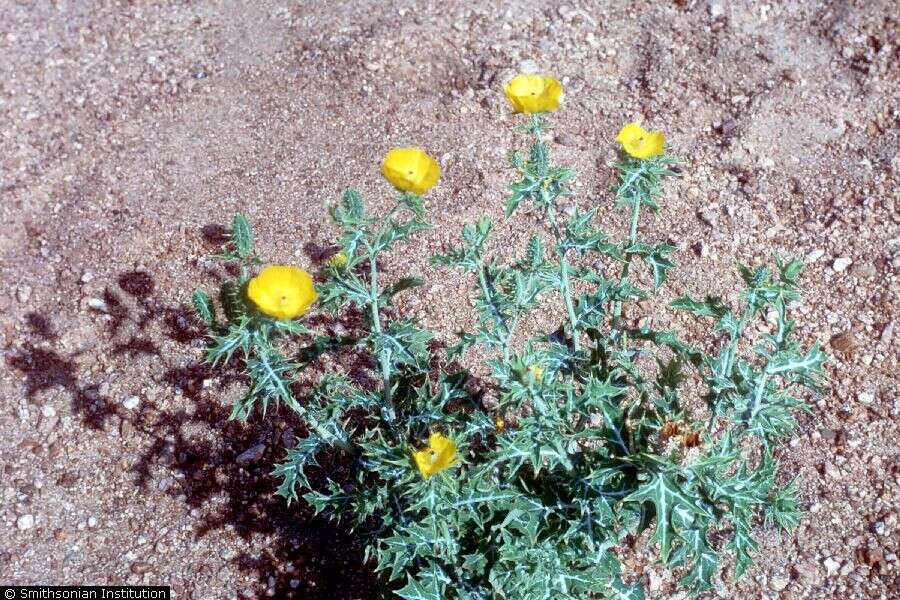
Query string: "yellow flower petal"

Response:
xmin=616 ymin=122 xmax=666 ymax=159
xmin=412 ymin=432 xmax=458 ymax=478
xmin=504 ymin=74 xmax=564 ymax=114
xmin=247 ymin=265 xmax=317 ymax=320
xmin=381 ymin=147 xmax=441 ymax=195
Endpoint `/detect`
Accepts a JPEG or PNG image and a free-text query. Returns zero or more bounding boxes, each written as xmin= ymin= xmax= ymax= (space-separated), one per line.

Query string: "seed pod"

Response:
xmin=683 ymin=431 xmax=701 ymax=448
xmin=660 ymin=422 xmax=680 ymax=440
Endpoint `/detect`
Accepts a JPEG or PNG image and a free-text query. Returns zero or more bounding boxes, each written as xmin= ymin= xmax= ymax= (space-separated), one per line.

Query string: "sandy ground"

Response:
xmin=1 ymin=1 xmax=897 ymax=598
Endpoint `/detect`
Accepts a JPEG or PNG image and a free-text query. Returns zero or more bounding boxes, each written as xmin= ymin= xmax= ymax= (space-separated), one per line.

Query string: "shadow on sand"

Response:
xmin=6 ymin=229 xmax=380 ymax=598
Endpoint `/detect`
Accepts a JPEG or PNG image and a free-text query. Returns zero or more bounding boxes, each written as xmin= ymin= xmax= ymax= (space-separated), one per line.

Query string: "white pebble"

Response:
xmin=857 ymin=391 xmax=874 ymax=404
xmin=805 ymin=249 xmax=825 ymax=263
xmin=122 ymin=396 xmax=140 ymax=410
xmin=832 ymin=257 xmax=852 ymax=272
xmin=87 ymin=298 xmax=108 ymax=311
xmin=16 ymin=514 xmax=35 ymax=530
xmin=16 ymin=285 xmax=33 ymax=303
xmin=41 ymin=405 xmax=56 ymax=418
xmin=518 ymin=59 xmax=538 ymax=73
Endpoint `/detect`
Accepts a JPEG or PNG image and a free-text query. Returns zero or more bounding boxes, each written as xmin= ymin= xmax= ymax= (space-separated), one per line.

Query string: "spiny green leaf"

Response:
xmin=331 ymin=188 xmax=368 ymax=228
xmin=273 ymin=436 xmax=322 ymax=504
xmin=778 ymin=256 xmax=804 ymax=283
xmin=670 ymin=295 xmax=729 ymax=318
xmin=192 ymin=289 xmax=216 ymax=325
xmin=529 ymin=142 xmax=550 ymax=177
xmin=231 ymin=213 xmax=253 ymax=258
xmin=625 ymin=472 xmax=712 ymax=563
xmin=383 ymin=277 xmax=425 ymax=303
xmin=220 ymin=279 xmax=248 ymax=322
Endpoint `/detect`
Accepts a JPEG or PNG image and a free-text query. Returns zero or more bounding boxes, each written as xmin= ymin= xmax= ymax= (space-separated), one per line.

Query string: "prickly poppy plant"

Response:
xmin=192 ymin=75 xmax=826 ymax=599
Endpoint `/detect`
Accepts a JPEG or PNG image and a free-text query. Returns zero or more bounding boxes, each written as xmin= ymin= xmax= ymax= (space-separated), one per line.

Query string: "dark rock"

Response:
xmin=130 ymin=561 xmax=153 ymax=575
xmin=554 ymin=132 xmax=577 ymax=146
xmin=235 ymin=443 xmax=266 ymax=466
xmin=830 ymin=331 xmax=856 ymax=353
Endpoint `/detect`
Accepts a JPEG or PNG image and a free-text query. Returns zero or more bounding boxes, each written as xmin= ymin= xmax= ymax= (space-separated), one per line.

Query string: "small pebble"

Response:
xmin=235 ymin=443 xmax=266 ymax=466
xmin=554 ymin=132 xmax=577 ymax=147
xmin=87 ymin=298 xmax=108 ymax=311
xmin=16 ymin=514 xmax=35 ymax=530
xmin=850 ymin=262 xmax=876 ymax=278
xmin=697 ymin=204 xmax=719 ymax=227
xmin=518 ymin=59 xmax=538 ymax=73
xmin=16 ymin=285 xmax=32 ymax=303
xmin=824 ymin=557 xmax=841 ymax=577
xmin=130 ymin=561 xmax=152 ymax=575
xmin=770 ymin=573 xmax=790 ymax=591
xmin=832 ymin=257 xmax=852 ymax=272
xmin=122 ymin=396 xmax=140 ymax=410
xmin=805 ymin=249 xmax=825 ymax=262
xmin=830 ymin=331 xmax=856 ymax=353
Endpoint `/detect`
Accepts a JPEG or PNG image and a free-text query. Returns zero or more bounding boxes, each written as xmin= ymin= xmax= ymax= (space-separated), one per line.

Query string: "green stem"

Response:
xmin=253 ymin=331 xmax=355 ymax=453
xmin=724 ymin=292 xmax=756 ymax=373
xmin=477 ymin=262 xmax=514 ymax=361
xmin=612 ymin=195 xmax=642 ymax=325
xmin=294 ymin=402 xmax=355 ymax=454
xmin=365 ymin=239 xmax=397 ymax=425
xmin=708 ymin=291 xmax=757 ymax=431
xmin=546 ymin=205 xmax=581 ymax=353
xmin=745 ymin=372 xmax=769 ymax=426
xmin=529 ymin=113 xmax=544 ymax=137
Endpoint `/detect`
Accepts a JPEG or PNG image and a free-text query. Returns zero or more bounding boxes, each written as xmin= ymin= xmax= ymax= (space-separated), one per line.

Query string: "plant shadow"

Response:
xmin=5 ymin=228 xmax=379 ymax=599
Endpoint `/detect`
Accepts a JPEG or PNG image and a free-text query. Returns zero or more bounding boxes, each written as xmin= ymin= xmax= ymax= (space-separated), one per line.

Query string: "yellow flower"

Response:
xmin=412 ymin=432 xmax=458 ymax=479
xmin=381 ymin=147 xmax=441 ymax=196
xmin=528 ymin=365 xmax=544 ymax=381
xmin=246 ymin=265 xmax=317 ymax=320
xmin=328 ymin=251 xmax=348 ymax=269
xmin=616 ymin=122 xmax=665 ymax=160
xmin=503 ymin=74 xmax=564 ymax=114
xmin=494 ymin=417 xmax=506 ymax=432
